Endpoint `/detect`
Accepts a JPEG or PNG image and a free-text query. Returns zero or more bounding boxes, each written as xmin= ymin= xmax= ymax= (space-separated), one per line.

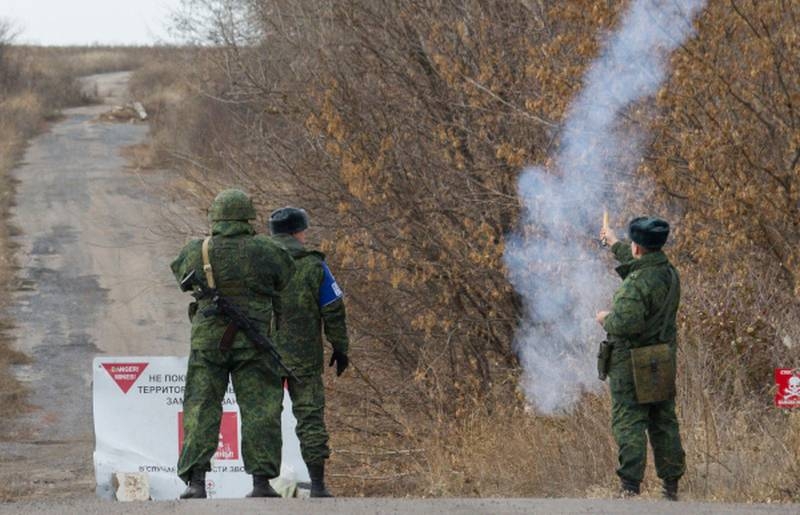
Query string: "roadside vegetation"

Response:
xmin=131 ymin=0 xmax=797 ymax=502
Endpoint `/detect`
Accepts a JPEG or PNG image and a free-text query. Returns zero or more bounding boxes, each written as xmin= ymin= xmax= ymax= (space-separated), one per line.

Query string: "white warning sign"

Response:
xmin=93 ymin=356 xmax=309 ymax=500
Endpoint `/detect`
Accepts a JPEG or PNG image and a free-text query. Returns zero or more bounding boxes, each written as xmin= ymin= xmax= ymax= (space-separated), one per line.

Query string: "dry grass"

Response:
xmin=0 ymin=96 xmax=37 ymax=428
xmin=120 ymin=49 xmax=197 ymax=172
xmin=0 ymin=483 xmax=34 ymax=503
xmin=413 ymin=394 xmax=617 ymax=498
xmin=313 ymin=305 xmax=800 ymax=503
xmin=2 ymin=46 xmax=172 ymax=110
xmin=57 ymin=48 xmax=146 ymax=76
xmin=324 ymin=366 xmax=799 ymax=502
xmin=0 ymin=337 xmax=30 ymax=433
xmin=128 ymin=54 xmax=189 ymax=113
xmin=119 ymin=143 xmax=161 ymax=170
xmin=13 ymin=46 xmax=158 ymax=77
xmin=325 ymin=342 xmax=799 ymax=502
xmin=442 ymin=403 xmax=797 ymax=502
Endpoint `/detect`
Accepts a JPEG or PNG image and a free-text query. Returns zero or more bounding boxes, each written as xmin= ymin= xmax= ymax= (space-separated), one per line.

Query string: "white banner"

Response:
xmin=92 ymin=356 xmax=309 ymax=500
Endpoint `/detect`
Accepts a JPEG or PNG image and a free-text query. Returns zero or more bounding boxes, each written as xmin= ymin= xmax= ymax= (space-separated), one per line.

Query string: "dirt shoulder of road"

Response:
xmin=0 ymin=119 xmax=35 ymax=438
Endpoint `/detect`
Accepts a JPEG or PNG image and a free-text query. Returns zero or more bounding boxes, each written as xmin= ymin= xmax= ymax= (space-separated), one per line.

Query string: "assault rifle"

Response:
xmin=180 ymin=269 xmax=300 ymax=382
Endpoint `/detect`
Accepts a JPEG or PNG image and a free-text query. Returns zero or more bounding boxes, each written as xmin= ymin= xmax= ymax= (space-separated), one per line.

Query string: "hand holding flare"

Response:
xmin=599 ymin=209 xmax=618 ymax=247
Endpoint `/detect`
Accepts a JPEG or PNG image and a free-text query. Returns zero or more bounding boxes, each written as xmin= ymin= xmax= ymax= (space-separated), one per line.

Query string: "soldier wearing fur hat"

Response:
xmin=597 ymin=216 xmax=685 ymax=500
xmin=269 ymin=207 xmax=349 ymax=497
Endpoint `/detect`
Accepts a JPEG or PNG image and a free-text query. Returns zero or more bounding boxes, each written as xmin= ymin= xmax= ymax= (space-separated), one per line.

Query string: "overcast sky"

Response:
xmin=1 ymin=0 xmax=183 ymax=45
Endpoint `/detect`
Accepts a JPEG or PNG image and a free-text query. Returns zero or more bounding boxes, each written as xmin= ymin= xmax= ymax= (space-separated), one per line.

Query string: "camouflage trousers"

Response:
xmin=177 ymin=348 xmax=283 ymax=482
xmin=286 ymin=374 xmax=330 ymax=465
xmin=611 ymin=396 xmax=686 ymax=482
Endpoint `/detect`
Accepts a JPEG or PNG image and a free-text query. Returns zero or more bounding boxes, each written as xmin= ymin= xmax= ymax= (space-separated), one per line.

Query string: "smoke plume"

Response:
xmin=504 ymin=0 xmax=707 ymax=414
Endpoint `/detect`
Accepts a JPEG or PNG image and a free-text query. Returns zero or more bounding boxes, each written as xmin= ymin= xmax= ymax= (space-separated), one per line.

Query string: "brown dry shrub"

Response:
xmin=135 ymin=0 xmax=800 ymax=501
xmin=351 ymin=338 xmax=798 ymax=502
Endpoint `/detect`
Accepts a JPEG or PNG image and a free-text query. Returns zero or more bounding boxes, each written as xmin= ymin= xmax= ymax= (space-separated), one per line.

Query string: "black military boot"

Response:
xmin=180 ymin=469 xmax=207 ymax=499
xmin=619 ymin=478 xmax=640 ymax=498
xmin=308 ymin=462 xmax=333 ymax=498
xmin=246 ymin=474 xmax=280 ymax=498
xmin=662 ymin=479 xmax=679 ymax=501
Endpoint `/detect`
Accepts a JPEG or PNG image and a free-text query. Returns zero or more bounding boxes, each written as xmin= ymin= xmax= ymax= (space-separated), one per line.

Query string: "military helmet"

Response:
xmin=628 ymin=216 xmax=670 ymax=250
xmin=208 ymin=189 xmax=257 ymax=222
xmin=269 ymin=206 xmax=309 ymax=234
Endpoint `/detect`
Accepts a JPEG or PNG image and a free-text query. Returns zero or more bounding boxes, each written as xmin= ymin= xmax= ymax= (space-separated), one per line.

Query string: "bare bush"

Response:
xmin=0 ymin=18 xmax=20 ymax=97
xmin=135 ymin=0 xmax=800 ymax=500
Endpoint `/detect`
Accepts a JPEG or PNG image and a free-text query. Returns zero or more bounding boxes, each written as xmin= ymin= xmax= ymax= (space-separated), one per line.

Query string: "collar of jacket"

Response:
xmin=271 ymin=232 xmax=319 ymax=259
xmin=615 ymin=250 xmax=669 ymax=279
xmin=211 ymin=220 xmax=256 ymax=237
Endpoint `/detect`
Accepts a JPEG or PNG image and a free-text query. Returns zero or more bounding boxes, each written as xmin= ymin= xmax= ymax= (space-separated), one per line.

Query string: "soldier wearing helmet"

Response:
xmin=269 ymin=207 xmax=349 ymax=497
xmin=170 ymin=189 xmax=295 ymax=498
xmin=597 ymin=216 xmax=685 ymax=500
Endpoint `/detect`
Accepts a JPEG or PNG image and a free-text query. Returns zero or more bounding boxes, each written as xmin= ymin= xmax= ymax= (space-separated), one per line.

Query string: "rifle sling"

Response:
xmin=201 ymin=237 xmax=216 ymax=289
xmin=202 ymin=236 xmax=236 ymax=351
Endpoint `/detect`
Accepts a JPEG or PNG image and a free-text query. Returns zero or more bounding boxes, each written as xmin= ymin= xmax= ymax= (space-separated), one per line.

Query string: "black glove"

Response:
xmin=328 ymin=350 xmax=349 ymax=377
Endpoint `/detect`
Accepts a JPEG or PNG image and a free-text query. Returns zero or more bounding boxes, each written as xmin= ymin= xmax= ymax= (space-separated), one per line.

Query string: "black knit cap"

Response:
xmin=269 ymin=207 xmax=309 ymax=235
xmin=628 ymin=216 xmax=670 ymax=250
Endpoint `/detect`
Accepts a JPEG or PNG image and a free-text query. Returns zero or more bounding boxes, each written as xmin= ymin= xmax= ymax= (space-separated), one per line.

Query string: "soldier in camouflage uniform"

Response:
xmin=268 ymin=207 xmax=349 ymax=498
xmin=597 ymin=217 xmax=685 ymax=500
xmin=171 ymin=189 xmax=295 ymax=499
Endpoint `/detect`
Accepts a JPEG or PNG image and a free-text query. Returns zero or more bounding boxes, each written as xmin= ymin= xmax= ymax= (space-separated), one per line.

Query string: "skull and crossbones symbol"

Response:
xmin=785 ymin=375 xmax=800 ymax=400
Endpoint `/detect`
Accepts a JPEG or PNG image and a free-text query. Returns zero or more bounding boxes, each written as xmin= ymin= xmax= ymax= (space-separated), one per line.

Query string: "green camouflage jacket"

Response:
xmin=604 ymin=241 xmax=681 ymax=396
xmin=171 ymin=221 xmax=295 ymax=350
xmin=270 ymin=233 xmax=349 ymax=376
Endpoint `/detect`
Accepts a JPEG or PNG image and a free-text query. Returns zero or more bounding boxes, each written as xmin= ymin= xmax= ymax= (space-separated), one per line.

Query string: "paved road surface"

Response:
xmin=0 ymin=497 xmax=796 ymax=515
xmin=0 ymin=72 xmax=200 ymax=500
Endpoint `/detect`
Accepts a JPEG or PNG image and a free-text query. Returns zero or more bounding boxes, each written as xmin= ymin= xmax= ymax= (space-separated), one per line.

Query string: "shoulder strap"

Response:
xmin=202 ymin=236 xmax=216 ymax=289
xmin=641 ymin=266 xmax=679 ymax=342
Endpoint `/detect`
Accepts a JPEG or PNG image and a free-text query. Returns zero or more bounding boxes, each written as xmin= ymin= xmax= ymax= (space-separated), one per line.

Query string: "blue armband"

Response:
xmin=319 ymin=262 xmax=343 ymax=307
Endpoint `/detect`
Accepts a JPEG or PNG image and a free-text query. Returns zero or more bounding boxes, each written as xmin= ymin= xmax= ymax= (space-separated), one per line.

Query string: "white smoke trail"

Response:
xmin=504 ymin=0 xmax=707 ymax=414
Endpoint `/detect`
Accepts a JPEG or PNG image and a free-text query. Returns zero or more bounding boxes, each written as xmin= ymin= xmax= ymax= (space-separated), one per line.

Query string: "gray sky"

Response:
xmin=1 ymin=0 xmax=183 ymax=45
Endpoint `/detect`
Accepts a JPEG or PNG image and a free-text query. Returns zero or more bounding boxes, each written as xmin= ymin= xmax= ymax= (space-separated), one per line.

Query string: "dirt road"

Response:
xmin=0 ymin=72 xmax=200 ymax=499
